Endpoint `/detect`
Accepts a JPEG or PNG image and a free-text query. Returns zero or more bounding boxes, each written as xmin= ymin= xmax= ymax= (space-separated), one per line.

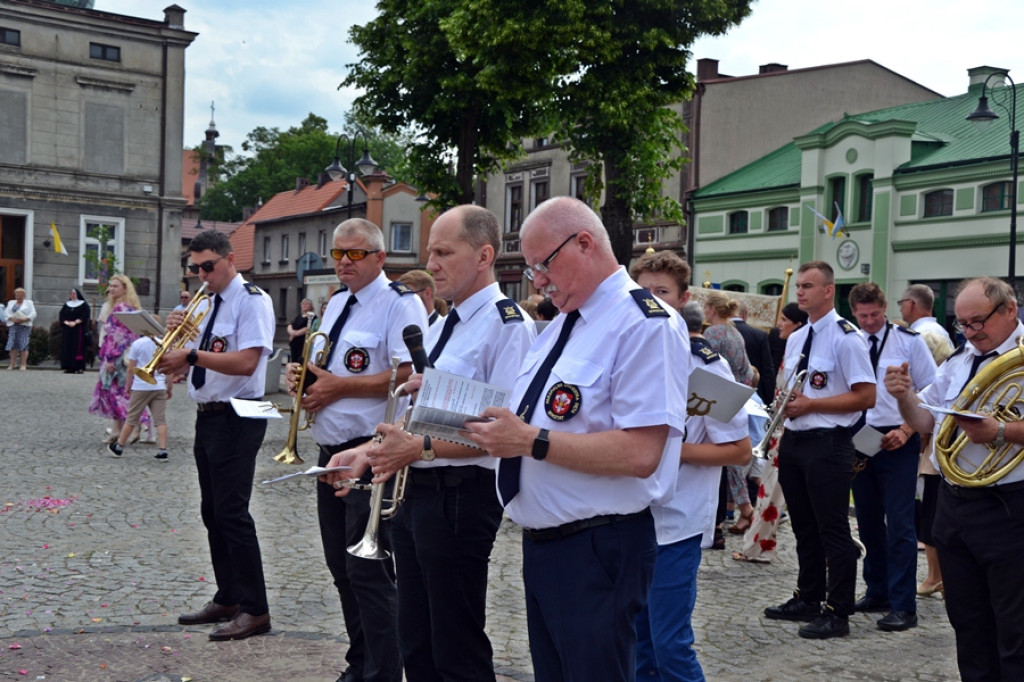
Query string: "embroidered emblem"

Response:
xmin=495 ymin=299 xmax=525 ymax=323
xmin=243 ymin=282 xmax=262 ymax=295
xmin=810 ymin=370 xmax=828 ymax=390
xmin=629 ymin=289 xmax=670 ymax=317
xmin=896 ymin=325 xmax=919 ymax=336
xmin=209 ymin=336 xmax=228 ymax=353
xmin=837 ymin=319 xmax=856 ymax=334
xmin=390 ymin=281 xmax=414 ymax=295
xmin=544 ymin=382 xmax=581 ymax=421
xmin=687 ymin=391 xmax=717 ymax=417
xmin=344 ymin=347 xmax=370 ymax=373
xmin=690 ymin=338 xmax=721 ymax=364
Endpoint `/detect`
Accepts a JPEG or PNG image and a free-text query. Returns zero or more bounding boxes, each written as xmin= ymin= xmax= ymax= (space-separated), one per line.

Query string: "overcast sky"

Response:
xmin=101 ymin=0 xmax=1024 ymax=154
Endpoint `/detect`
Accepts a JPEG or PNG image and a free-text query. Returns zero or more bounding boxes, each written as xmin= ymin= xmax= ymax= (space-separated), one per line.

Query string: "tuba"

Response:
xmin=274 ymin=330 xmax=332 ymax=465
xmin=134 ymin=282 xmax=211 ymax=385
xmin=934 ymin=337 xmax=1024 ymax=487
xmin=348 ymin=356 xmax=412 ymax=560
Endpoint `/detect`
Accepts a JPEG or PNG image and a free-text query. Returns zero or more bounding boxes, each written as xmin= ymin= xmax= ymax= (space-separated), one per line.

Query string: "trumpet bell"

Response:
xmin=347 ymin=535 xmax=390 ymax=561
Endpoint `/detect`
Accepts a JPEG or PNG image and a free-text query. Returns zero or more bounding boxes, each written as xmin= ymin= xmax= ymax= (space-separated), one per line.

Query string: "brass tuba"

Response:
xmin=134 ymin=282 xmax=211 ymax=385
xmin=274 ymin=330 xmax=331 ymax=465
xmin=934 ymin=337 xmax=1024 ymax=487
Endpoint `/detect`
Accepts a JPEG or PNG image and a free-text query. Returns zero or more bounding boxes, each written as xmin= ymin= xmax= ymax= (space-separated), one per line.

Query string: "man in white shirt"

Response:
xmin=899 ymin=283 xmax=953 ymax=349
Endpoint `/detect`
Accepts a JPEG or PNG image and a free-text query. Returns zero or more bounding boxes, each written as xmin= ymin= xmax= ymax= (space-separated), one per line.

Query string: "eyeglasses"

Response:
xmin=187 ymin=255 xmax=225 ymax=274
xmin=897 ymin=298 xmax=912 ymax=306
xmin=179 ymin=295 xmax=190 ymax=300
xmin=330 ymin=248 xmax=380 ymax=261
xmin=524 ymin=233 xmax=579 ymax=282
xmin=953 ymin=303 xmax=1004 ymax=333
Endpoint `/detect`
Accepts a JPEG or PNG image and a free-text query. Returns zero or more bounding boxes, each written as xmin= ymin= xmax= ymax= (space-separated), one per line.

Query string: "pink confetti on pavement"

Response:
xmin=8 ymin=643 xmax=21 ymax=650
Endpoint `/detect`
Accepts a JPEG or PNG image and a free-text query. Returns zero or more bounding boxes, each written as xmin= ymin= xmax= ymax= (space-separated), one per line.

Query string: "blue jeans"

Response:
xmin=636 ymin=534 xmax=704 ymax=682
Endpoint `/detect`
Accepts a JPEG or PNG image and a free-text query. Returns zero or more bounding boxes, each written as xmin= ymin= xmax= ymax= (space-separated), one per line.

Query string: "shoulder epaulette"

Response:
xmin=390 ymin=281 xmax=414 ymax=295
xmin=495 ymin=299 xmax=525 ymax=323
xmin=630 ymin=289 xmax=670 ymax=318
xmin=837 ymin=318 xmax=856 ymax=334
xmin=243 ymin=282 xmax=263 ymax=295
xmin=689 ymin=337 xmax=721 ymax=364
xmin=330 ymin=284 xmax=349 ymax=297
xmin=950 ymin=344 xmax=966 ymax=358
xmin=896 ymin=325 xmax=919 ymax=336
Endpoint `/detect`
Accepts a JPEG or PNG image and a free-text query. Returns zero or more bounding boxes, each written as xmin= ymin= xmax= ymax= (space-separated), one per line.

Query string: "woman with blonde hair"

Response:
xmin=89 ymin=275 xmax=145 ymax=442
xmin=5 ymin=287 xmax=36 ymax=370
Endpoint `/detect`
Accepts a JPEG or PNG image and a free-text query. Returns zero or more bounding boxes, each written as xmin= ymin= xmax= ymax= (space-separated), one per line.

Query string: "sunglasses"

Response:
xmin=330 ymin=248 xmax=381 ymax=261
xmin=187 ymin=255 xmax=225 ymax=274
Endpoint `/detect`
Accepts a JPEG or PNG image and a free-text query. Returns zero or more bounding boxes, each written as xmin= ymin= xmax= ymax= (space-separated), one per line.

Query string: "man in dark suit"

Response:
xmin=731 ymin=302 xmax=776 ymax=404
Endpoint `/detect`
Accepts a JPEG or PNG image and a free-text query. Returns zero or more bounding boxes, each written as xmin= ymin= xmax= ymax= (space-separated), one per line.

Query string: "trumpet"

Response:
xmin=134 ymin=282 xmax=211 ymax=384
xmin=274 ymin=330 xmax=331 ymax=465
xmin=751 ymin=359 xmax=808 ymax=459
xmin=348 ymin=356 xmax=412 ymax=560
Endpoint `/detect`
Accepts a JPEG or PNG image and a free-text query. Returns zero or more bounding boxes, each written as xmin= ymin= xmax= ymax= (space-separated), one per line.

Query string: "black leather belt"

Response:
xmin=409 ymin=465 xmax=487 ymax=488
xmin=944 ymin=479 xmax=1024 ymax=499
xmin=523 ymin=508 xmax=651 ymax=543
xmin=196 ymin=401 xmax=231 ymax=413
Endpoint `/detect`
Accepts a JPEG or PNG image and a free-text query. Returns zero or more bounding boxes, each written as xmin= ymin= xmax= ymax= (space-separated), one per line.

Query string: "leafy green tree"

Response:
xmin=346 ymin=0 xmax=752 ymax=264
xmin=199 ymin=113 xmax=412 ymax=222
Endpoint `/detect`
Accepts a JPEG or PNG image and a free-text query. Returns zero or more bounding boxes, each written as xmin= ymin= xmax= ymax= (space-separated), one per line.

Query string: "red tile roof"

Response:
xmin=182 ymin=218 xmax=241 ymax=240
xmin=229 ymin=179 xmax=349 ymax=272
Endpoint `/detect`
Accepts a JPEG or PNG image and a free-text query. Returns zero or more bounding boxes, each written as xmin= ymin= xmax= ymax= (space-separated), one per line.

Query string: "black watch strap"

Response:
xmin=187 ymin=348 xmax=199 ymax=366
xmin=532 ymin=428 xmax=550 ymax=460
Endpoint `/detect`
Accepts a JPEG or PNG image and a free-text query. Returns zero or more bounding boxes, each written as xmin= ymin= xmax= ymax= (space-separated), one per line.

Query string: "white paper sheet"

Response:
xmin=229 ymin=398 xmax=284 ymax=419
xmin=261 ymin=465 xmax=352 ymax=485
xmin=853 ymin=425 xmax=885 ymax=457
xmin=919 ymin=403 xmax=985 ymax=421
xmin=686 ymin=366 xmax=756 ymax=422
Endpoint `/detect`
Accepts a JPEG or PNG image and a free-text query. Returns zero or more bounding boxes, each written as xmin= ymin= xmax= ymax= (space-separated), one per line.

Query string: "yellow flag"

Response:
xmin=51 ymin=222 xmax=68 ymax=255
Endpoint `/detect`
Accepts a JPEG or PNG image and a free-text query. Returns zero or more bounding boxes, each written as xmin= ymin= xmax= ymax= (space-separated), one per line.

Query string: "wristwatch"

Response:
xmin=532 ymin=428 xmax=550 ymax=460
xmin=992 ymin=421 xmax=1007 ymax=448
xmin=187 ymin=349 xmax=199 ymax=366
xmin=420 ymin=435 xmax=436 ymax=462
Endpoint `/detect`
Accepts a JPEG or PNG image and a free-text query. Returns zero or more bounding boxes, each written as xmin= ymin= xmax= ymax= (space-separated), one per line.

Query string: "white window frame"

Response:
xmin=318 ymin=230 xmax=327 ymax=257
xmin=79 ymin=215 xmax=124 ymax=285
xmin=390 ymin=223 xmax=413 ymax=253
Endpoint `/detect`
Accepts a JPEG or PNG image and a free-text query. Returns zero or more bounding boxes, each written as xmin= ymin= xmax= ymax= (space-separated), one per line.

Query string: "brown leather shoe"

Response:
xmin=178 ymin=601 xmax=239 ymax=625
xmin=209 ymin=612 xmax=271 ymax=641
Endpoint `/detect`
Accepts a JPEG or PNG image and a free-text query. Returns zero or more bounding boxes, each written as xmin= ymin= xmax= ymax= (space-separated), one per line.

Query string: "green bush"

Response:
xmin=46 ymin=319 xmax=98 ymax=367
xmin=28 ymin=326 xmax=50 ymax=365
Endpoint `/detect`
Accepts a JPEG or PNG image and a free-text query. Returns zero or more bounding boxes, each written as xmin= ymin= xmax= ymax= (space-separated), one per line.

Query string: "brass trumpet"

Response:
xmin=134 ymin=282 xmax=211 ymax=385
xmin=274 ymin=330 xmax=331 ymax=465
xmin=348 ymin=356 xmax=412 ymax=560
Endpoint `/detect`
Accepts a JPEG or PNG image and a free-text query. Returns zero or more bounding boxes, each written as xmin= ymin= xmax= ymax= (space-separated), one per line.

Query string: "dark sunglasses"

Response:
xmin=330 ymin=248 xmax=380 ymax=261
xmin=187 ymin=255 xmax=225 ymax=274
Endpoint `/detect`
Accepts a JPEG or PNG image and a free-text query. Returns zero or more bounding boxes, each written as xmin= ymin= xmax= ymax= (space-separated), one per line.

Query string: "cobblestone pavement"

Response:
xmin=1 ymin=368 xmax=959 ymax=681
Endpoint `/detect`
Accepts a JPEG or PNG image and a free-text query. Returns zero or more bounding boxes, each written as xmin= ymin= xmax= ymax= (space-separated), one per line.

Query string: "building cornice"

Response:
xmin=694 ymin=247 xmax=799 ymax=263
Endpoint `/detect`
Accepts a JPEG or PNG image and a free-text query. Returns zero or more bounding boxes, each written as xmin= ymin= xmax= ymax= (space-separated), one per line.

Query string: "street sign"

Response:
xmin=295 ymin=252 xmax=325 ymax=283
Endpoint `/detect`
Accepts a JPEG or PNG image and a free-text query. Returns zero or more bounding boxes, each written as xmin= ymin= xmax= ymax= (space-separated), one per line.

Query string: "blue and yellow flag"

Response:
xmin=806 ymin=203 xmax=847 ymax=239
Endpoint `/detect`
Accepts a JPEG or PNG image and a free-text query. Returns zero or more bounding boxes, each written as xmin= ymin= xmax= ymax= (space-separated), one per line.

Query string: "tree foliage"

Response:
xmin=199 ymin=113 xmax=414 ymax=222
xmin=345 ymin=0 xmax=752 ymax=264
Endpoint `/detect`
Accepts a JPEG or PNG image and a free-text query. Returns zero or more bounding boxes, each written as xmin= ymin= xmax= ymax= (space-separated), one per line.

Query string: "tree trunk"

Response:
xmin=600 ymin=159 xmax=633 ymax=266
xmin=456 ymin=108 xmax=480 ymax=206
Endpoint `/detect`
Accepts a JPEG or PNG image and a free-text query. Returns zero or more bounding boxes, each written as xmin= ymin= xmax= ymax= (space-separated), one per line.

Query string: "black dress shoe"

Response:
xmin=877 ymin=610 xmax=918 ymax=632
xmin=209 ymin=612 xmax=271 ymax=641
xmin=178 ymin=601 xmax=240 ymax=625
xmin=764 ymin=593 xmax=821 ymax=622
xmin=853 ymin=595 xmax=891 ymax=613
xmin=798 ymin=612 xmax=850 ymax=639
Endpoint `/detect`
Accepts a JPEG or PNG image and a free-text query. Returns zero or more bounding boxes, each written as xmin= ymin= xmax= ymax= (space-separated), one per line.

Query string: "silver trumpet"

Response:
xmin=751 ymin=357 xmax=809 ymax=459
xmin=347 ymin=356 xmax=412 ymax=560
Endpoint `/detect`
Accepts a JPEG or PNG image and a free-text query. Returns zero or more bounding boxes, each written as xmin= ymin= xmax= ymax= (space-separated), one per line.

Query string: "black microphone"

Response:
xmin=403 ymin=324 xmax=432 ymax=373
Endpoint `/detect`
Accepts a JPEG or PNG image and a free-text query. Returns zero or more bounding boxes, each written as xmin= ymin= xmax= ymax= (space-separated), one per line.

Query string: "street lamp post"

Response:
xmin=324 ymin=132 xmax=379 ymax=219
xmin=967 ymin=70 xmax=1019 ymax=293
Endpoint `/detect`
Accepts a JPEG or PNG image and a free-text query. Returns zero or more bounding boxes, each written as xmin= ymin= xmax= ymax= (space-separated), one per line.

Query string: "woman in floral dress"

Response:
xmin=89 ymin=275 xmax=146 ymax=442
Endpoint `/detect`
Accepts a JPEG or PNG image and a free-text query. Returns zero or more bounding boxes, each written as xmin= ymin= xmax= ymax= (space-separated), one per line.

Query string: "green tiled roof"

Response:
xmin=695 ymin=82 xmax=1023 ymax=199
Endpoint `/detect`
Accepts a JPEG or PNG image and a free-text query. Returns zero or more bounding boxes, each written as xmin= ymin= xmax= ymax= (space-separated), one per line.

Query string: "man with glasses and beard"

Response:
xmin=886 ymin=276 xmax=1024 ymax=681
xmin=158 ymin=230 xmax=275 ymax=641
xmin=289 ymin=218 xmax=426 ymax=682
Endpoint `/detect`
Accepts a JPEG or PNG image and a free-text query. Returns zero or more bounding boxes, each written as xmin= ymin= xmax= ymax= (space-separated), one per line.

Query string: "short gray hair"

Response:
xmin=334 ymin=218 xmax=385 ymax=251
xmin=682 ymin=301 xmax=705 ymax=333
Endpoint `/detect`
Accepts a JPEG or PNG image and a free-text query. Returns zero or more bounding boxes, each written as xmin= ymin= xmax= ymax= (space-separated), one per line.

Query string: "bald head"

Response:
xmin=521 ymin=196 xmax=611 ymax=251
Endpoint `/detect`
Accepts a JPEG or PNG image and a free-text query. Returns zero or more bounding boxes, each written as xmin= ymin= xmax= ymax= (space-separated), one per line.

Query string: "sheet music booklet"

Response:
xmin=405 ymin=368 xmax=511 ymax=449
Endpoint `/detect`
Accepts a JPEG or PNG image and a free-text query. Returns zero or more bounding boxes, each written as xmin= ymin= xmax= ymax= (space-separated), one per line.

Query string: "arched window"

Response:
xmin=767 ymin=207 xmax=788 ymax=231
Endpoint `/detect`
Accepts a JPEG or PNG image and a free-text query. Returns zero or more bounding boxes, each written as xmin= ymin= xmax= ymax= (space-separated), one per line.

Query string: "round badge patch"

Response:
xmin=544 ymin=382 xmax=581 ymax=421
xmin=344 ymin=348 xmax=369 ymax=373
xmin=209 ymin=336 xmax=228 ymax=353
xmin=810 ymin=370 xmax=828 ymax=390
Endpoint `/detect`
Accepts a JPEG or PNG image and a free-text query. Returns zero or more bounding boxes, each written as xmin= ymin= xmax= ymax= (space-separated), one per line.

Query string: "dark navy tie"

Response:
xmin=428 ymin=309 xmax=460 ymax=365
xmin=190 ymin=294 xmax=222 ymax=390
xmin=797 ymin=327 xmax=814 ymax=374
xmin=497 ymin=310 xmax=581 ymax=504
xmin=322 ymin=295 xmax=358 ymax=369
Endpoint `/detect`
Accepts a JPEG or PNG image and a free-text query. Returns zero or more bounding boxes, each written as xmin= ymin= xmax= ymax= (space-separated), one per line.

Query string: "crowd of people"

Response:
xmin=8 ymin=195 xmax=1022 ymax=682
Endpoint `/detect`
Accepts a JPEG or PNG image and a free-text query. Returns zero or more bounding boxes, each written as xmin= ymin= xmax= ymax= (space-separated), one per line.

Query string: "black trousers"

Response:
xmin=391 ymin=466 xmax=503 ymax=682
xmin=193 ymin=409 xmax=268 ymax=616
xmin=934 ymin=482 xmax=1024 ymax=682
xmin=777 ymin=427 xmax=860 ymax=615
xmin=317 ymin=440 xmax=402 ymax=682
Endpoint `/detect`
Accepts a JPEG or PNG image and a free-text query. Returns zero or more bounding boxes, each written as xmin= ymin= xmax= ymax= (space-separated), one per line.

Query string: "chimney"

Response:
xmin=242 ymin=206 xmax=255 ymax=221
xmin=759 ymin=63 xmax=788 ymax=75
xmin=968 ymin=66 xmax=1008 ymax=91
xmin=164 ymin=5 xmax=186 ymax=29
xmin=363 ymin=171 xmax=392 ymax=231
xmin=295 ymin=177 xmax=310 ymax=191
xmin=696 ymin=58 xmax=719 ymax=82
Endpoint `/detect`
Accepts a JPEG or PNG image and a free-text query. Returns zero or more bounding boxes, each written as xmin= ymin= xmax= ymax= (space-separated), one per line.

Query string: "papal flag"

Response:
xmin=51 ymin=222 xmax=68 ymax=255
